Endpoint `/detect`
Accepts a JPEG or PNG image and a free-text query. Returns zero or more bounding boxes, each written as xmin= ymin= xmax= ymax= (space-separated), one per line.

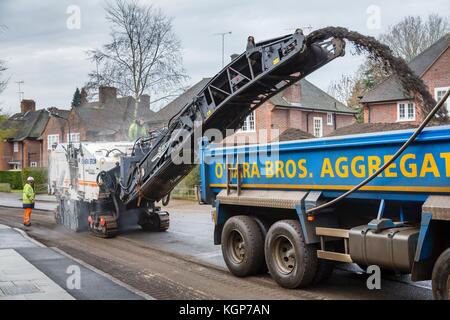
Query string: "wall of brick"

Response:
xmin=41 ymin=109 xmax=86 ymax=167
xmin=222 ymin=98 xmax=356 ymax=144
xmin=23 ymin=140 xmax=42 ymax=167
xmin=42 ymin=117 xmax=65 ymax=167
xmin=422 ymin=47 xmax=450 ymax=94
xmin=363 ymin=46 xmax=449 ymax=123
xmin=6 ymin=141 xmax=22 ymax=169
xmin=363 ymin=100 xmax=426 ymax=125
xmin=0 ymin=141 xmax=14 ymax=170
xmin=336 ymin=113 xmax=356 ymax=129
xmin=0 ymin=139 xmax=43 ymax=169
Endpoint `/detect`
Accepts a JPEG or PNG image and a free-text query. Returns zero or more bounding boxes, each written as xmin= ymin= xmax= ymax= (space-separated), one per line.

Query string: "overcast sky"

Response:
xmin=0 ymin=0 xmax=448 ymax=113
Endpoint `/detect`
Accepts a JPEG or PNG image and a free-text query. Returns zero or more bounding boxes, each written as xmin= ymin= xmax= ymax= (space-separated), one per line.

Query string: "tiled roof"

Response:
xmin=75 ymin=96 xmax=159 ymax=137
xmin=269 ymin=79 xmax=356 ymax=114
xmin=326 ymin=123 xmax=418 ymax=137
xmin=276 ymin=128 xmax=315 ymax=141
xmin=6 ymin=109 xmax=50 ymax=141
xmin=361 ymin=34 xmax=450 ymax=103
xmin=155 ymin=78 xmax=211 ymax=125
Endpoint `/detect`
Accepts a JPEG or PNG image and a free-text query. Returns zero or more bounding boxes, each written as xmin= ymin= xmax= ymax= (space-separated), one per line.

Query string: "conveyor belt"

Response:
xmin=119 ymin=29 xmax=345 ymax=206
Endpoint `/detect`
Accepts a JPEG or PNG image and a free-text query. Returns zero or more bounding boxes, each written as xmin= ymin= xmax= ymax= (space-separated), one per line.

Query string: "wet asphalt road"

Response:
xmin=0 ymin=193 xmax=224 ymax=267
xmin=0 ymin=193 xmax=434 ymax=299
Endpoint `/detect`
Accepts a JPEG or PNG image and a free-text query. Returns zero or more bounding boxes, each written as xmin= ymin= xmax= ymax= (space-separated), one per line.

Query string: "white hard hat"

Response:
xmin=27 ymin=176 xmax=34 ymax=182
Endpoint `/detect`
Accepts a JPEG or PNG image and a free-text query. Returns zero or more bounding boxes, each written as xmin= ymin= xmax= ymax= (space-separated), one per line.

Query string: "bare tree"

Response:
xmin=86 ymin=0 xmax=187 ymax=116
xmin=327 ymin=74 xmax=357 ymax=107
xmin=380 ymin=14 xmax=449 ymax=62
xmin=356 ymin=58 xmax=392 ymax=91
xmin=328 ymin=14 xmax=448 ymax=122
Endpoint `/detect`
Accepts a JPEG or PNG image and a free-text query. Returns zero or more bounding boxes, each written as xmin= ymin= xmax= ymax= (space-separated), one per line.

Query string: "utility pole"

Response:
xmin=16 ymin=80 xmax=24 ymax=104
xmin=214 ymin=31 xmax=232 ymax=68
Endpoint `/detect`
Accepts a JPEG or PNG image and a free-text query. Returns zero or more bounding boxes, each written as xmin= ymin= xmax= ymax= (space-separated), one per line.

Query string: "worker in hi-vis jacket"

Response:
xmin=128 ymin=118 xmax=148 ymax=141
xmin=22 ymin=176 xmax=35 ymax=227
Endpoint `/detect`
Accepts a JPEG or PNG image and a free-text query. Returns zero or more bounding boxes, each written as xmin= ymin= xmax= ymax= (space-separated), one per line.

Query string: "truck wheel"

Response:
xmin=432 ymin=248 xmax=450 ymax=300
xmin=265 ymin=220 xmax=317 ymax=288
xmin=221 ymin=216 xmax=265 ymax=277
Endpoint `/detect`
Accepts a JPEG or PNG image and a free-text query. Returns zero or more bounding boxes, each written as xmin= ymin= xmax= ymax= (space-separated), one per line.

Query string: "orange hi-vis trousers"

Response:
xmin=23 ymin=208 xmax=32 ymax=225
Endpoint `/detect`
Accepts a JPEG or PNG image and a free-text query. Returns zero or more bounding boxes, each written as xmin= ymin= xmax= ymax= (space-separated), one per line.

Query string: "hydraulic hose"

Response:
xmin=306 ymin=88 xmax=450 ymax=214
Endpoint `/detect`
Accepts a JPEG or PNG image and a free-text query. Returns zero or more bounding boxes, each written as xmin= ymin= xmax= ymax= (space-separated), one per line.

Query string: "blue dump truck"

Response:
xmin=199 ymin=125 xmax=450 ymax=299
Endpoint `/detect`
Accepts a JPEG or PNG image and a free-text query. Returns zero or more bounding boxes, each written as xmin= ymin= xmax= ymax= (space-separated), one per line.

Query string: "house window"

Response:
xmin=313 ymin=117 xmax=323 ymax=138
xmin=47 ymin=134 xmax=59 ymax=150
xmin=327 ymin=113 xmax=333 ymax=125
xmin=67 ymin=132 xmax=80 ymax=143
xmin=13 ymin=142 xmax=19 ymax=153
xmin=397 ymin=102 xmax=415 ymax=121
xmin=241 ymin=111 xmax=256 ymax=132
xmin=435 ymin=87 xmax=449 ymax=114
xmin=30 ymin=161 xmax=38 ymax=168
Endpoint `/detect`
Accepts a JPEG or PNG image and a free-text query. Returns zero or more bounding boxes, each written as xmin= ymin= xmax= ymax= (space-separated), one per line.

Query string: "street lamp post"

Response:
xmin=214 ymin=31 xmax=232 ymax=68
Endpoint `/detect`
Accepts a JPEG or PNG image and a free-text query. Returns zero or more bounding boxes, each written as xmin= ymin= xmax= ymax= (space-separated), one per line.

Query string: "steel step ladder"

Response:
xmin=226 ymin=156 xmax=242 ymax=196
xmin=315 ymin=227 xmax=353 ymax=263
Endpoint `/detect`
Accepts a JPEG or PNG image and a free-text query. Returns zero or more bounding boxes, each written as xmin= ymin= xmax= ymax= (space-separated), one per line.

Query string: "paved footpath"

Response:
xmin=0 ymin=224 xmax=151 ymax=300
xmin=0 ymin=192 xmax=57 ymax=211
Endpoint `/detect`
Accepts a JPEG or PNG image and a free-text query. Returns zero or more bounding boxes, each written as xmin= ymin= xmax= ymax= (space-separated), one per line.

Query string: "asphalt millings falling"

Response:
xmin=306 ymin=27 xmax=443 ymax=119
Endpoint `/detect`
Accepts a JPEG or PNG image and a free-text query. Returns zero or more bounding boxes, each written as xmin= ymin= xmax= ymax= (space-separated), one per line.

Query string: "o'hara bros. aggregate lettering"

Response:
xmin=213 ymin=153 xmax=450 ymax=180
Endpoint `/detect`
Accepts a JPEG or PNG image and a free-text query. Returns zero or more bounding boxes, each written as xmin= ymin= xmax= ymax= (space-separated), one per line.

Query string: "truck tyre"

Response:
xmin=252 ymin=217 xmax=271 ymax=273
xmin=221 ymin=216 xmax=265 ymax=277
xmin=265 ymin=220 xmax=317 ymax=288
xmin=432 ymin=248 xmax=450 ymax=300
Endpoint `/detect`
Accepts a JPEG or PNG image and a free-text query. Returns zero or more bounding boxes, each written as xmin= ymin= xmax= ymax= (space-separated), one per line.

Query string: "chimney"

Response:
xmin=21 ymin=99 xmax=36 ymax=113
xmin=283 ymin=82 xmax=301 ymax=104
xmin=99 ymin=86 xmax=117 ymax=105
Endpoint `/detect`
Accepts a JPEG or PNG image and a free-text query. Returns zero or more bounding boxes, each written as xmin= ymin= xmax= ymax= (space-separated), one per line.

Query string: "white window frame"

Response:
xmin=13 ymin=142 xmax=19 ymax=153
xmin=313 ymin=117 xmax=323 ymax=138
xmin=397 ymin=101 xmax=416 ymax=122
xmin=67 ymin=132 xmax=80 ymax=143
xmin=47 ymin=134 xmax=60 ymax=150
xmin=30 ymin=161 xmax=38 ymax=168
xmin=240 ymin=111 xmax=256 ymax=132
xmin=326 ymin=112 xmax=333 ymax=126
xmin=435 ymin=87 xmax=449 ymax=113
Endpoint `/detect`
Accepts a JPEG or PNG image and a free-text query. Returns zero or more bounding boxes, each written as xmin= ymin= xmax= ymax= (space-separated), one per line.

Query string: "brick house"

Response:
xmin=360 ymin=34 xmax=449 ymax=124
xmin=41 ymin=86 xmax=158 ymax=166
xmin=223 ymin=79 xmax=356 ymax=145
xmin=0 ymin=100 xmax=50 ymax=170
xmin=152 ymin=78 xmax=356 ymax=145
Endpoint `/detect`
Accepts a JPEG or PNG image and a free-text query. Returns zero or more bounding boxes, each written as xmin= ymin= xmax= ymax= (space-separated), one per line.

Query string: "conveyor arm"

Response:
xmin=119 ymin=29 xmax=345 ymax=207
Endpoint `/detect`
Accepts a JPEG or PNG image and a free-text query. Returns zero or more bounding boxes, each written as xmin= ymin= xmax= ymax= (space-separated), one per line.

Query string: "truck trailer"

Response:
xmin=199 ymin=125 xmax=450 ymax=299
